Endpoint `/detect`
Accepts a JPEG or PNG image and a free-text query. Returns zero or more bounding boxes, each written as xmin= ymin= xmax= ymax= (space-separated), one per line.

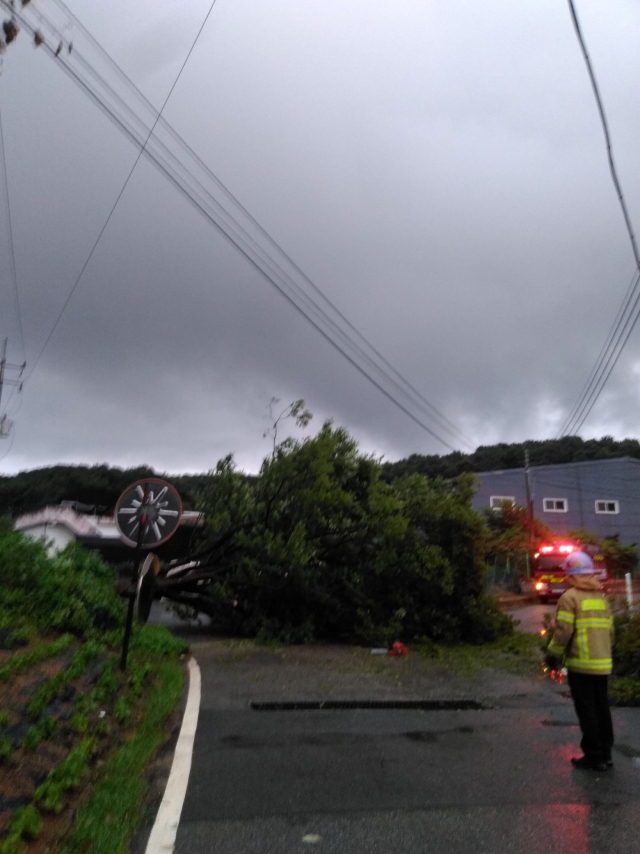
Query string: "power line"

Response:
xmin=0 ymin=102 xmax=26 ymax=367
xmin=28 ymin=0 xmax=474 ymax=449
xmin=558 ymin=269 xmax=637 ymax=436
xmin=568 ymin=276 xmax=640 ymax=436
xmin=17 ymin=0 xmax=220 ymax=385
xmin=560 ymin=271 xmax=640 ymax=436
xmin=567 ymin=0 xmax=640 ymax=271
xmin=7 ymin=3 xmax=468 ymax=452
xmin=559 ymin=1 xmax=640 ymax=434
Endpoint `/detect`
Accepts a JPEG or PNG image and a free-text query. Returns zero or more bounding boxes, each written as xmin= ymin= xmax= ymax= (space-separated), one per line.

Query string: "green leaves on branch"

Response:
xmin=183 ymin=417 xmax=512 ymax=645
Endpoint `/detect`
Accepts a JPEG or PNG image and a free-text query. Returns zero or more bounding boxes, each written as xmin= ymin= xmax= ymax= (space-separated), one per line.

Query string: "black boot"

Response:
xmin=571 ymin=755 xmax=610 ymax=771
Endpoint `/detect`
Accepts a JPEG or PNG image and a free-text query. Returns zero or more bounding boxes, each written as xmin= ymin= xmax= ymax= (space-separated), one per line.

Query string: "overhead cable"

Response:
xmin=560 ymin=1 xmax=640 ymax=434
xmin=558 ymin=270 xmax=639 ymax=436
xmin=9 ymin=2 xmax=469 ymax=451
xmin=12 ymin=0 xmax=220 ymax=387
xmin=0 ymin=103 xmax=26 ymax=368
xmin=27 ymin=0 xmax=474 ymax=449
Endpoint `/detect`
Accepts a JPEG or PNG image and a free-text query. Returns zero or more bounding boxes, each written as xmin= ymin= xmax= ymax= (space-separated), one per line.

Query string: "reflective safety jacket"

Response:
xmin=547 ymin=580 xmax=614 ymax=675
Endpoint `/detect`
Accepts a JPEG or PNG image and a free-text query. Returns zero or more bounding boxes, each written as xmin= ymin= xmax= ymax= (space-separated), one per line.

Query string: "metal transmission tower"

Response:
xmin=0 ymin=338 xmax=25 ymax=437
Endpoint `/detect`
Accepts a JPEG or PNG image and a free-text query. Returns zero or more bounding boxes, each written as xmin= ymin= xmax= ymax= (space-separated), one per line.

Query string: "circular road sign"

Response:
xmin=115 ymin=478 xmax=182 ymax=548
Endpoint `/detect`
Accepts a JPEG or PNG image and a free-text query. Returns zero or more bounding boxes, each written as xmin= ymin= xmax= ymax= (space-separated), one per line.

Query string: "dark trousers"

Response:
xmin=568 ymin=670 xmax=614 ymax=763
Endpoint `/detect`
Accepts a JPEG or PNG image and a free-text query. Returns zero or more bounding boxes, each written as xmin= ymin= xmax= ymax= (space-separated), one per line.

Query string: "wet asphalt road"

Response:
xmin=150 ymin=610 xmax=640 ymax=854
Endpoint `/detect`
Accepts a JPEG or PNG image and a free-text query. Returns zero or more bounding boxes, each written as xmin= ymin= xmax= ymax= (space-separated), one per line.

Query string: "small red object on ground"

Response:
xmin=389 ymin=642 xmax=409 ymax=656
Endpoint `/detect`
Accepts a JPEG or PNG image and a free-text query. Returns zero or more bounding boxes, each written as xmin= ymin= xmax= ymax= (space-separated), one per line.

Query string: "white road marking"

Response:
xmin=145 ymin=656 xmax=201 ymax=854
xmin=302 ymin=835 xmax=323 ymax=844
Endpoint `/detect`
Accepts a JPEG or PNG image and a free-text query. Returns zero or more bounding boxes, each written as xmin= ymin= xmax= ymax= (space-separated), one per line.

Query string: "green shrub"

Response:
xmin=128 ymin=660 xmax=153 ymax=698
xmin=95 ymin=719 xmax=111 ymax=738
xmin=0 ymin=710 xmax=9 ymax=727
xmin=188 ymin=427 xmax=514 ymax=646
xmin=613 ymin=612 xmax=640 ymax=679
xmin=609 ymin=676 xmax=640 ymax=706
xmin=23 ymin=717 xmax=57 ymax=751
xmin=28 ymin=641 xmax=101 ymax=719
xmin=35 ymin=738 xmax=96 ymax=813
xmin=113 ymin=698 xmax=131 ymax=726
xmin=131 ymin=624 xmax=189 ymax=658
xmin=89 ymin=658 xmax=118 ymax=703
xmin=0 ymin=736 xmax=13 ymax=762
xmin=0 ymin=836 xmax=26 ymax=854
xmin=9 ymin=805 xmax=42 ymax=840
xmin=0 ymin=634 xmax=74 ymax=682
xmin=69 ymin=714 xmax=89 ymax=734
xmin=0 ymin=521 xmax=124 ymax=639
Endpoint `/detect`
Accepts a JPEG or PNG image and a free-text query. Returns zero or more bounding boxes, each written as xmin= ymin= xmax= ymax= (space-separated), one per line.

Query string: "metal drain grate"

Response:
xmin=251 ymin=700 xmax=487 ymax=711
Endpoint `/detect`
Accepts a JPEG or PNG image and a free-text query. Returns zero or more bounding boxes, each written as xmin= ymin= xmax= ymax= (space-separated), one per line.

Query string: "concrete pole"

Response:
xmin=625 ymin=572 xmax=633 ymax=609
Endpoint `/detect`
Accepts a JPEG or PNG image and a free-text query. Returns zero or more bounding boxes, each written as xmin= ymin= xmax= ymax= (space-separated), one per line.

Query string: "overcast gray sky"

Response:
xmin=1 ymin=0 xmax=640 ymax=475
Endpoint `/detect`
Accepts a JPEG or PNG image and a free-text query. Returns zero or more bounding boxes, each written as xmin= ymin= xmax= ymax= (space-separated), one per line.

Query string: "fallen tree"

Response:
xmin=155 ymin=410 xmax=512 ymax=646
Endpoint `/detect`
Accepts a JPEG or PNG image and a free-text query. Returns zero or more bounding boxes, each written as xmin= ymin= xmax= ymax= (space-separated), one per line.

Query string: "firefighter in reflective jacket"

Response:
xmin=545 ymin=550 xmax=614 ymax=771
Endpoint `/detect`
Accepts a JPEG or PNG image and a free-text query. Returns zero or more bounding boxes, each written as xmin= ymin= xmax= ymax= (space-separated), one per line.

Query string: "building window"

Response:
xmin=543 ymin=498 xmax=568 ymax=513
xmin=595 ymin=500 xmax=619 ymax=515
xmin=490 ymin=496 xmax=515 ymax=510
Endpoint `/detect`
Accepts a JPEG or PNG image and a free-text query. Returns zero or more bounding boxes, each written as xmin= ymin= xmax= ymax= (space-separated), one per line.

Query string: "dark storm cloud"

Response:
xmin=2 ymin=0 xmax=640 ymax=475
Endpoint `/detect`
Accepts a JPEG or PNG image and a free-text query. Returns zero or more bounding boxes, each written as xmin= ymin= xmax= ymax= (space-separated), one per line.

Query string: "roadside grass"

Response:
xmin=415 ymin=632 xmax=543 ymax=678
xmin=610 ymin=676 xmax=640 ymax=706
xmin=0 ymin=634 xmax=74 ymax=682
xmin=59 ymin=659 xmax=183 ymax=854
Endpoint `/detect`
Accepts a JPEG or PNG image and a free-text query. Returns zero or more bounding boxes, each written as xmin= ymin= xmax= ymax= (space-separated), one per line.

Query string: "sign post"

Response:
xmin=114 ymin=478 xmax=182 ymax=670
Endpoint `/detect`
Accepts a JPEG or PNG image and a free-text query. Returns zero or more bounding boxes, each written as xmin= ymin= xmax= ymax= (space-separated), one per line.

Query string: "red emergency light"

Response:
xmin=538 ymin=543 xmax=575 ymax=555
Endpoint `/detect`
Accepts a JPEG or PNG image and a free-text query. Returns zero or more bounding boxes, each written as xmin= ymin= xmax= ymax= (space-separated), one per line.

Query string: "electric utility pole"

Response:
xmin=0 ymin=337 xmax=26 ymax=437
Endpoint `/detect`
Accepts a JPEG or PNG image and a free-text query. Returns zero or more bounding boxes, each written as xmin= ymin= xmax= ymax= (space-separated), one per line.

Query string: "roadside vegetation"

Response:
xmin=0 ymin=521 xmax=187 ymax=854
xmin=7 ymin=435 xmax=640 ymax=518
xmin=609 ymin=611 xmax=640 ymax=706
xmin=162 ymin=403 xmax=514 ymax=646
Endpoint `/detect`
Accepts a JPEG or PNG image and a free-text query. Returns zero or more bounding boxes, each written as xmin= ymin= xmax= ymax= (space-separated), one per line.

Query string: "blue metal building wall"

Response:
xmin=472 ymin=457 xmax=640 ymax=547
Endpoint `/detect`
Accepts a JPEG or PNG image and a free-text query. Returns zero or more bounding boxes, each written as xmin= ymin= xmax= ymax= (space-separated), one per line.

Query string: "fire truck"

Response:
xmin=533 ymin=541 xmax=608 ymax=604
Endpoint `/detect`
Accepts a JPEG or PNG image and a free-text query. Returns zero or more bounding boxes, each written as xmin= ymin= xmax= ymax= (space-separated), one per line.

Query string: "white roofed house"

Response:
xmin=14 ymin=502 xmax=203 ymax=562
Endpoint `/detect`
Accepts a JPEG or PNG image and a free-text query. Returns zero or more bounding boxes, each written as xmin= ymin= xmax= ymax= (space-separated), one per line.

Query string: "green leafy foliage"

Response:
xmin=382 ymin=435 xmax=640 ymax=481
xmin=89 ymin=657 xmax=118 ymax=704
xmin=484 ymin=503 xmax=553 ymax=560
xmin=0 ymin=462 xmax=220 ymax=517
xmin=0 ymin=710 xmax=9 ymax=727
xmin=23 ymin=717 xmax=57 ymax=751
xmin=5 ymin=436 xmax=640 ymax=517
xmin=609 ymin=677 xmax=640 ymax=706
xmin=0 ymin=635 xmax=74 ymax=682
xmin=8 ymin=805 xmax=42 ymax=840
xmin=69 ymin=713 xmax=89 ymax=734
xmin=184 ymin=420 xmax=512 ymax=645
xmin=0 ymin=736 xmax=13 ymax=762
xmin=127 ymin=660 xmax=153 ymax=698
xmin=95 ymin=719 xmax=111 ymax=738
xmin=0 ymin=520 xmax=125 ymax=637
xmin=613 ymin=612 xmax=640 ymax=679
xmin=568 ymin=528 xmax=639 ymax=578
xmin=28 ymin=641 xmax=101 ymax=719
xmin=113 ymin=697 xmax=131 ymax=726
xmin=0 ymin=838 xmax=26 ymax=854
xmin=605 ymin=611 xmax=640 ymax=705
xmin=130 ymin=624 xmax=188 ymax=658
xmin=61 ymin=661 xmax=182 ymax=854
xmin=35 ymin=738 xmax=96 ymax=813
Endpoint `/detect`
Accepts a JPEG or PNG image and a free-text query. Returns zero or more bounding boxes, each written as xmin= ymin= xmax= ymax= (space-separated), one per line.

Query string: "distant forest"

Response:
xmin=2 ymin=435 xmax=640 ymax=517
